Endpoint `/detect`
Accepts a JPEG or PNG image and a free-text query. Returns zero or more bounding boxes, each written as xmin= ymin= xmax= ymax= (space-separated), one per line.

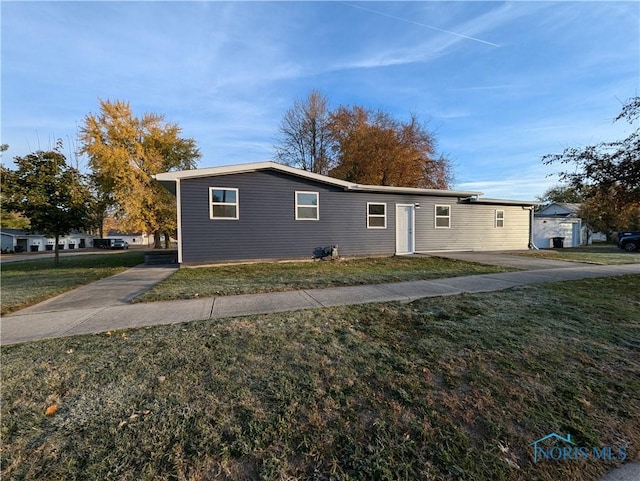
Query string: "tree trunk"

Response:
xmin=163 ymin=231 xmax=171 ymax=249
xmin=54 ymin=234 xmax=60 ymax=267
xmin=153 ymin=231 xmax=162 ymax=249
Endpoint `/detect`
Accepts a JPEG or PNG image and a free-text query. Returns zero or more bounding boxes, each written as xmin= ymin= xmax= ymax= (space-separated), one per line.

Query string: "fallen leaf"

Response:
xmin=157 ymin=376 xmax=166 ymax=383
xmin=578 ymin=397 xmax=591 ymax=408
xmin=45 ymin=405 xmax=58 ymax=416
xmin=66 ymin=349 xmax=74 ymax=354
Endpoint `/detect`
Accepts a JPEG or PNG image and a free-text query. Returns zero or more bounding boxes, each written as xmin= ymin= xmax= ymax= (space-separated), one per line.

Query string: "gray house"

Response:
xmin=155 ymin=162 xmax=537 ymax=265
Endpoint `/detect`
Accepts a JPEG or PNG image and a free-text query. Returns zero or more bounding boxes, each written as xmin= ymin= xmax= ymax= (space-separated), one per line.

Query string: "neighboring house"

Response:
xmin=155 ymin=162 xmax=538 ymax=265
xmin=0 ymin=229 xmax=94 ymax=252
xmin=533 ymin=203 xmax=603 ymax=248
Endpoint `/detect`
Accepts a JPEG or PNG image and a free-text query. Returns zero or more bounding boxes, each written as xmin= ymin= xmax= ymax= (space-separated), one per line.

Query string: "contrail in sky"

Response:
xmin=344 ymin=3 xmax=501 ymax=48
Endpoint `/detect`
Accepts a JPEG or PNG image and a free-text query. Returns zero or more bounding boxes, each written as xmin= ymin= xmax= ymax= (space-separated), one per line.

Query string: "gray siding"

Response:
xmin=415 ymin=202 xmax=531 ymax=252
xmin=179 ymin=170 xmax=531 ymax=264
xmin=180 ymin=171 xmax=396 ymax=263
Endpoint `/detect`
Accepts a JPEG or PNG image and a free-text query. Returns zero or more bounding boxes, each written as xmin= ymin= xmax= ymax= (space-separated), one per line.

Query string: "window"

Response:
xmin=210 ymin=187 xmax=238 ymax=219
xmin=295 ymin=191 xmax=319 ymax=220
xmin=367 ymin=202 xmax=387 ymax=228
xmin=495 ymin=210 xmax=505 ymax=228
xmin=435 ymin=205 xmax=450 ymax=228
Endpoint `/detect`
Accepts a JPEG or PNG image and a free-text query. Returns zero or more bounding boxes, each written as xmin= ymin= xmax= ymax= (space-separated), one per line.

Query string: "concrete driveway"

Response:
xmin=424 ymin=250 xmax=595 ymax=270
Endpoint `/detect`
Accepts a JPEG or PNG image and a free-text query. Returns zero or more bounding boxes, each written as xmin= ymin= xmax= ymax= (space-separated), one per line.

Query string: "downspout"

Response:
xmin=176 ymin=178 xmax=183 ymax=264
xmin=527 ymin=206 xmax=539 ymax=250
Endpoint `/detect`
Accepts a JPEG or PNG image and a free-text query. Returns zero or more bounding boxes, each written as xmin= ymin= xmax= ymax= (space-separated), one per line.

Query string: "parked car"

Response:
xmin=111 ymin=239 xmax=129 ymax=250
xmin=617 ymin=231 xmax=640 ymax=252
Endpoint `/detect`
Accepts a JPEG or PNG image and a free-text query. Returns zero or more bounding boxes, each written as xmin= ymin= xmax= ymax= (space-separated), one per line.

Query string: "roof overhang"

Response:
xmin=347 ymin=184 xmax=482 ymax=197
xmin=462 ymin=197 xmax=540 ymax=207
xmin=153 ymin=161 xmax=483 ymax=197
xmin=153 ymin=161 xmax=354 ymax=189
xmin=154 ymin=161 xmax=538 ymax=204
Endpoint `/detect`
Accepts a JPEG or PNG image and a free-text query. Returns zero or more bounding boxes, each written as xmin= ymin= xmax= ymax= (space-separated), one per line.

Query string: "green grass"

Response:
xmin=2 ymin=275 xmax=638 ymax=480
xmin=514 ymin=243 xmax=640 ymax=265
xmin=137 ymin=256 xmax=514 ymax=302
xmin=0 ymin=251 xmax=146 ymax=314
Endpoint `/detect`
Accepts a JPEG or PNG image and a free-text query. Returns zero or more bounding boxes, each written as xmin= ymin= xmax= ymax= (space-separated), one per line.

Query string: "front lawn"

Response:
xmin=514 ymin=243 xmax=640 ymax=265
xmin=0 ymin=251 xmax=145 ymax=314
xmin=2 ymin=275 xmax=638 ymax=480
xmin=136 ymin=255 xmax=514 ymax=302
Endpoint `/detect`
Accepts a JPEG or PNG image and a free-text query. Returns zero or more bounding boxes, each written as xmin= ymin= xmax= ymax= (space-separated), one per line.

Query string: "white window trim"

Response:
xmin=435 ymin=204 xmax=451 ymax=229
xmin=495 ymin=209 xmax=505 ymax=228
xmin=209 ymin=187 xmax=239 ymax=220
xmin=295 ymin=191 xmax=319 ymax=220
xmin=367 ymin=202 xmax=387 ymax=229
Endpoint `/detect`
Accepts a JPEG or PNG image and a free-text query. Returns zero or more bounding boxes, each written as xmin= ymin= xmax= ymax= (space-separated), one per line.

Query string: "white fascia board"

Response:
xmin=153 ymin=161 xmax=355 ymax=189
xmin=467 ymin=197 xmax=540 ymax=206
xmin=349 ymin=184 xmax=483 ymax=197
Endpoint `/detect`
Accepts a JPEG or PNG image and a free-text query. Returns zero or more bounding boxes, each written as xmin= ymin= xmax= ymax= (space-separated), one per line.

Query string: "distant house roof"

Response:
xmin=154 ymin=161 xmax=537 ymax=203
xmin=536 ymin=203 xmax=581 ymax=217
xmin=1 ymin=229 xmax=93 ymax=237
xmin=0 ymin=229 xmax=43 ymax=237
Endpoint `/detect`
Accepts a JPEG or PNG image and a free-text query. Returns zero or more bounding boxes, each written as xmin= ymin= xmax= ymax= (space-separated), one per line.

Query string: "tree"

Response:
xmin=536 ymin=184 xmax=584 ymax=205
xmin=274 ymin=90 xmax=334 ymax=174
xmin=542 ymin=96 xmax=640 ymax=234
xmin=1 ymin=145 xmax=32 ymax=229
xmin=79 ymin=99 xmax=201 ymax=248
xmin=328 ymin=106 xmax=452 ymax=188
xmin=1 ymin=144 xmax=90 ymax=265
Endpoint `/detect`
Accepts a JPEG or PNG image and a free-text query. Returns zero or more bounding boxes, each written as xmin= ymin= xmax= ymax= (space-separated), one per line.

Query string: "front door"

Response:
xmin=396 ymin=204 xmax=415 ymax=254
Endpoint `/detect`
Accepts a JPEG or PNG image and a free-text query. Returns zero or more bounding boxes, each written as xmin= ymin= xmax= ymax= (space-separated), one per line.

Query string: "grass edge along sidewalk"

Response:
xmin=1 ymin=275 xmax=638 ymax=481
xmin=2 ymin=255 xmax=513 ymax=315
xmin=1 ymin=251 xmax=145 ymax=315
xmin=135 ymin=255 xmax=515 ymax=302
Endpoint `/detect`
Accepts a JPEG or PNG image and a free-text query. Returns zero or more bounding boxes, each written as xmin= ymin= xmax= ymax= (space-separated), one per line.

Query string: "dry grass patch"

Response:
xmin=0 ymin=251 xmax=146 ymax=314
xmin=514 ymin=243 xmax=640 ymax=265
xmin=2 ymin=275 xmax=639 ymax=480
xmin=136 ymin=255 xmax=513 ymax=302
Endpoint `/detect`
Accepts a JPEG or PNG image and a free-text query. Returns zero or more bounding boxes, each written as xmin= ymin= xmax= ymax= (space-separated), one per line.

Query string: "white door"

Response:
xmin=572 ymin=222 xmax=581 ymax=247
xmin=396 ymin=204 xmax=415 ymax=254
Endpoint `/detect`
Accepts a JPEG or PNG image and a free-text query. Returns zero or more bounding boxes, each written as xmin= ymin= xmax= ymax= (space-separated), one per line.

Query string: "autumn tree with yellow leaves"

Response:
xmin=79 ymin=99 xmax=200 ymax=248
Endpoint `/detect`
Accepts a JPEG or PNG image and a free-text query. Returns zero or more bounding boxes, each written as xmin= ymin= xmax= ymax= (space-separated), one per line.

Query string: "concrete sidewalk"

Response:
xmin=2 ymin=262 xmax=638 ymax=345
xmin=15 ymin=264 xmax=178 ymax=313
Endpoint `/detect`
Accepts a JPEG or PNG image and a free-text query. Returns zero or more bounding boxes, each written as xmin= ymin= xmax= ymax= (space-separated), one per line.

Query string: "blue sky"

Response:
xmin=2 ymin=1 xmax=638 ymax=200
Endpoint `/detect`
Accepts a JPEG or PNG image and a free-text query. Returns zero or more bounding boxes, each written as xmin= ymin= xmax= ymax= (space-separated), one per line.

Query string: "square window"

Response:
xmin=296 ymin=191 xmax=319 ymax=220
xmin=367 ymin=203 xmax=387 ymax=229
xmin=435 ymin=204 xmax=450 ymax=228
xmin=210 ymin=187 xmax=238 ymax=220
